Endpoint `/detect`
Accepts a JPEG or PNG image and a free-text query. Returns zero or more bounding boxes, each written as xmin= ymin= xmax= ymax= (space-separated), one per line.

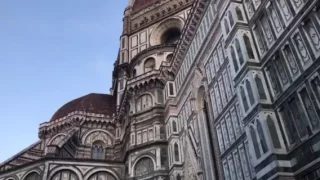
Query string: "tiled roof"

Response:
xmin=132 ymin=0 xmax=160 ymax=12
xmin=50 ymin=93 xmax=116 ymax=122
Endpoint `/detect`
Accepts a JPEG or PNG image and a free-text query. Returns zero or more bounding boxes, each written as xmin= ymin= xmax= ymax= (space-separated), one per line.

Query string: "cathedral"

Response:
xmin=2 ymin=0 xmax=320 ymax=179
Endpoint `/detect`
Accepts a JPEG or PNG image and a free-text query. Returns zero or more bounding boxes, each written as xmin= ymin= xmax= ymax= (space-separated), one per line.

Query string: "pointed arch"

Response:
xmin=228 ymin=11 xmax=234 ymax=27
xmin=240 ymin=86 xmax=249 ymax=112
xmin=224 ymin=19 xmax=230 ymax=34
xmin=266 ymin=116 xmax=281 ymax=149
xmin=246 ymin=80 xmax=255 ymax=105
xmin=132 ymin=69 xmax=137 ymax=78
xmin=243 ymin=34 xmax=255 ymax=59
xmin=174 ymin=142 xmax=180 ymax=162
xmin=255 ymin=75 xmax=267 ymax=100
xmin=236 ymin=6 xmax=244 ymax=21
xmin=250 ymin=126 xmax=261 ymax=159
xmin=257 ymin=120 xmax=268 ymax=153
xmin=231 ymin=46 xmax=239 ymax=72
xmin=172 ymin=120 xmax=178 ymax=132
xmin=235 ymin=38 xmax=244 ymax=65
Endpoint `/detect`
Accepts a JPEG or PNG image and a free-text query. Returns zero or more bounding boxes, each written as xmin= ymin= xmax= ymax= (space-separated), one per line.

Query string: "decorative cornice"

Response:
xmin=129 ymin=0 xmax=194 ymax=33
xmin=168 ymin=0 xmax=209 ymax=75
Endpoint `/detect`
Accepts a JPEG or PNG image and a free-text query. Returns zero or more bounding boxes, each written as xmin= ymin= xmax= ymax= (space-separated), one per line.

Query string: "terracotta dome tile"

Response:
xmin=50 ymin=93 xmax=116 ymax=122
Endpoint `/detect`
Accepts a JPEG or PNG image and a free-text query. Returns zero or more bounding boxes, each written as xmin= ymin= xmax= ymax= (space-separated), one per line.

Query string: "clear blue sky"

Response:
xmin=0 ymin=1 xmax=127 ymax=162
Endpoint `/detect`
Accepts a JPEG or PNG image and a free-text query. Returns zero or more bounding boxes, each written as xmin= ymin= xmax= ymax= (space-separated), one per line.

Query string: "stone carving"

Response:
xmin=277 ymin=0 xmax=291 ymax=21
xmin=293 ymin=33 xmax=310 ymax=63
xmin=283 ymin=45 xmax=299 ymax=76
xmin=305 ymin=20 xmax=320 ymax=51
xmin=261 ymin=15 xmax=274 ymax=44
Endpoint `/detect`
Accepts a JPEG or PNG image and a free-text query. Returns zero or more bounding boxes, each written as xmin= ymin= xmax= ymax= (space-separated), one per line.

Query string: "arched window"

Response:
xmin=224 ymin=19 xmax=230 ymax=34
xmin=174 ymin=143 xmax=180 ymax=162
xmin=136 ymin=94 xmax=153 ymax=112
xmin=250 ymin=126 xmax=261 ymax=159
xmin=246 ymin=80 xmax=255 ymax=105
xmin=177 ymin=174 xmax=182 ymax=180
xmin=236 ymin=7 xmax=244 ymax=21
xmin=172 ymin=120 xmax=177 ymax=132
xmin=134 ymin=158 xmax=154 ymax=177
xmin=161 ymin=28 xmax=181 ymax=44
xmin=88 ymin=172 xmax=116 ymax=180
xmin=255 ymin=76 xmax=267 ymax=100
xmin=267 ymin=116 xmax=281 ymax=149
xmin=24 ymin=172 xmax=41 ymax=180
xmin=235 ymin=39 xmax=244 ymax=65
xmin=240 ymin=86 xmax=249 ymax=112
xmin=51 ymin=170 xmax=78 ymax=180
xmin=243 ymin=35 xmax=255 ymax=59
xmin=144 ymin=58 xmax=155 ymax=72
xmin=91 ymin=140 xmax=105 ymax=160
xmin=231 ymin=47 xmax=239 ymax=72
xmin=257 ymin=121 xmax=268 ymax=153
xmin=228 ymin=11 xmax=234 ymax=27
xmin=166 ymin=54 xmax=173 ymax=62
xmin=132 ymin=69 xmax=137 ymax=78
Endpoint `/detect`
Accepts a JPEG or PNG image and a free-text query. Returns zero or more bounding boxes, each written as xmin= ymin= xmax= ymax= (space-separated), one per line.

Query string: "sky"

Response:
xmin=0 ymin=1 xmax=128 ymax=162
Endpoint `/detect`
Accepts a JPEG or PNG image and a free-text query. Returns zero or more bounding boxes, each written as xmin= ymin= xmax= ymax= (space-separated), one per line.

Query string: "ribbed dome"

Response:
xmin=132 ymin=0 xmax=160 ymax=12
xmin=50 ymin=93 xmax=116 ymax=122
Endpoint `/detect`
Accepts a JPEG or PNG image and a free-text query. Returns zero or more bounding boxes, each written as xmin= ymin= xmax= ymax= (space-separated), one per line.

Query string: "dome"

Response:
xmin=132 ymin=0 xmax=160 ymax=12
xmin=50 ymin=93 xmax=116 ymax=122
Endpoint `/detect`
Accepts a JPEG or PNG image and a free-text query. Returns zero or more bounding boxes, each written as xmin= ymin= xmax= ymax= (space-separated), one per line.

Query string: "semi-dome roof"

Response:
xmin=132 ymin=0 xmax=160 ymax=12
xmin=50 ymin=93 xmax=116 ymax=122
